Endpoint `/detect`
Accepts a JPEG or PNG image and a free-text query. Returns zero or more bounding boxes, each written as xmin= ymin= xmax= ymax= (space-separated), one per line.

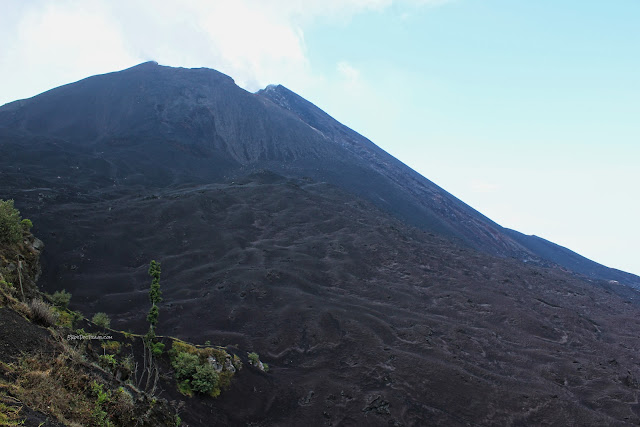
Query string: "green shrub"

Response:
xmin=121 ymin=355 xmax=134 ymax=372
xmin=191 ymin=363 xmax=219 ymax=394
xmin=169 ymin=342 xmax=234 ymax=397
xmin=101 ymin=340 xmax=121 ymax=354
xmin=176 ymin=380 xmax=193 ymax=397
xmin=248 ymin=352 xmax=260 ymax=365
xmin=71 ymin=310 xmax=83 ymax=322
xmin=0 ymin=199 xmax=22 ymax=245
xmin=55 ymin=309 xmax=75 ymax=328
xmin=98 ymin=354 xmax=118 ymax=371
xmin=232 ymin=354 xmax=243 ymax=371
xmin=0 ymin=400 xmax=22 ymax=426
xmin=20 ymin=218 xmax=32 ymax=231
xmin=92 ymin=312 xmax=110 ymax=328
xmin=150 ymin=341 xmax=165 ymax=356
xmin=248 ymin=352 xmax=268 ymax=371
xmin=171 ymin=352 xmax=199 ymax=381
xmin=90 ymin=381 xmax=112 ymax=426
xmin=50 ymin=289 xmax=72 ymax=308
xmin=91 ymin=381 xmax=110 ymax=405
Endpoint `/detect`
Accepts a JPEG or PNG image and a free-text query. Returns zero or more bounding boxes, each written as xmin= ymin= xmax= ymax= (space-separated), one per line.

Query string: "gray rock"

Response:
xmin=31 ymin=238 xmax=44 ymax=251
xmin=224 ymin=356 xmax=236 ymax=373
xmin=207 ymin=356 xmax=223 ymax=372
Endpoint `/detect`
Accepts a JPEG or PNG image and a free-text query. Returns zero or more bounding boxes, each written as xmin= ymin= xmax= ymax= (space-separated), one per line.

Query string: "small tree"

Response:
xmin=92 ymin=312 xmax=111 ymax=328
xmin=144 ymin=260 xmax=164 ymax=355
xmin=51 ymin=289 xmax=72 ymax=309
xmin=171 ymin=352 xmax=199 ymax=381
xmin=0 ymin=199 xmax=22 ymax=245
xmin=191 ymin=364 xmax=219 ymax=394
xmin=147 ymin=260 xmax=162 ymax=329
xmin=138 ymin=260 xmax=164 ymax=394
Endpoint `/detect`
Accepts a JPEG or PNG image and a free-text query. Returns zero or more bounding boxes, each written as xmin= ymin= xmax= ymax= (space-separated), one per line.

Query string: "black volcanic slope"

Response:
xmin=0 ymin=61 xmax=636 ymax=287
xmin=1 ymin=63 xmax=640 ymax=425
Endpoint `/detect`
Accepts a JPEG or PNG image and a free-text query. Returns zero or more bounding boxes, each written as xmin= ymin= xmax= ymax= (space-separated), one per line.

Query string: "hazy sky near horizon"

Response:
xmin=1 ymin=0 xmax=638 ymax=276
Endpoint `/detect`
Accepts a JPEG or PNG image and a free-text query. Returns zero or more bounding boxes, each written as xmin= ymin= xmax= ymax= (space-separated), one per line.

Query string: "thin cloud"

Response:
xmin=337 ymin=61 xmax=361 ymax=83
xmin=0 ymin=0 xmax=451 ymax=104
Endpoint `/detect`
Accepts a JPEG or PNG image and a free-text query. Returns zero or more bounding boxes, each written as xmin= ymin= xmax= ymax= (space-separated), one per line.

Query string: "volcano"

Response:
xmin=1 ymin=62 xmax=639 ymax=426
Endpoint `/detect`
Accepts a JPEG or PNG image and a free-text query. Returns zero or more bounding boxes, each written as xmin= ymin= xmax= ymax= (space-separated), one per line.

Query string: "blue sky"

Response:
xmin=0 ymin=0 xmax=638 ymax=275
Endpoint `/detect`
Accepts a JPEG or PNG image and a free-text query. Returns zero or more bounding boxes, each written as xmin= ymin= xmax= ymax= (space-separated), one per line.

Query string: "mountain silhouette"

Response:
xmin=1 ymin=62 xmax=635 ymax=287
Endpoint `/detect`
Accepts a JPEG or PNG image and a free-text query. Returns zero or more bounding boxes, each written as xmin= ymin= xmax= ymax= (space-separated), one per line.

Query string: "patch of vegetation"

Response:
xmin=147 ymin=260 xmax=162 ymax=327
xmin=92 ymin=312 xmax=111 ymax=329
xmin=248 ymin=351 xmax=268 ymax=371
xmin=172 ymin=352 xmax=199 ymax=380
xmin=176 ymin=380 xmax=193 ymax=397
xmin=102 ymin=340 xmax=121 ymax=354
xmin=11 ymin=353 xmax=103 ymax=425
xmin=0 ymin=393 xmax=24 ymax=426
xmin=49 ymin=289 xmax=71 ymax=309
xmin=2 ymin=332 xmax=176 ymax=426
xmin=114 ymin=387 xmax=134 ymax=410
xmin=98 ymin=354 xmax=118 ymax=372
xmin=90 ymin=381 xmax=113 ymax=426
xmin=52 ymin=306 xmax=77 ymax=329
xmin=1 ymin=221 xmax=250 ymax=423
xmin=120 ymin=355 xmax=135 ymax=373
xmin=0 ymin=199 xmax=23 ymax=246
xmin=28 ymin=298 xmax=58 ymax=326
xmin=0 ymin=216 xmax=185 ymax=425
xmin=169 ymin=341 xmax=238 ymax=397
xmin=136 ymin=260 xmax=164 ymax=394
xmin=0 ymin=279 xmax=19 ymax=306
xmin=248 ymin=352 xmax=260 ymax=365
xmin=233 ymin=354 xmax=242 ymax=371
xmin=57 ymin=311 xmax=74 ymax=328
xmin=20 ymin=219 xmax=32 ymax=232
xmin=191 ymin=363 xmax=219 ymax=395
xmin=149 ymin=341 xmax=165 ymax=357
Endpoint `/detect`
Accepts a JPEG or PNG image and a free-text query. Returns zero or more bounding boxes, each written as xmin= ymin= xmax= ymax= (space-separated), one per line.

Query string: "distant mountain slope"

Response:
xmin=0 ymin=62 xmax=636 ymax=287
xmin=505 ymin=228 xmax=640 ymax=285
